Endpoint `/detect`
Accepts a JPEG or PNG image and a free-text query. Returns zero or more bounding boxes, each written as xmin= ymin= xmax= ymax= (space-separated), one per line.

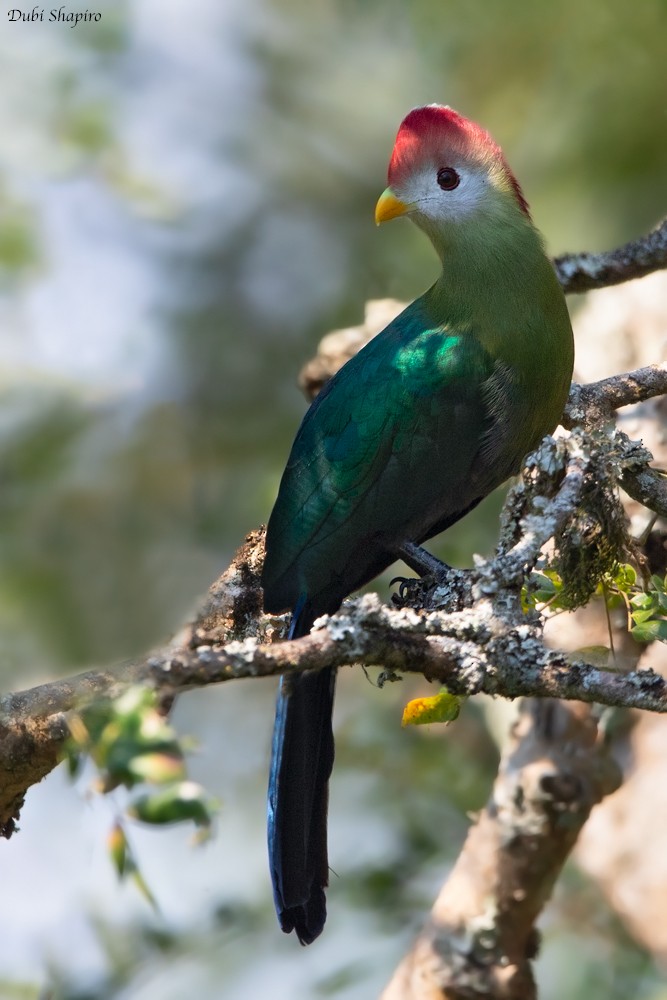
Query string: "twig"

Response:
xmin=554 ymin=218 xmax=667 ymax=294
xmin=563 ymin=363 xmax=667 ymax=428
xmin=562 ymin=369 xmax=667 ymax=518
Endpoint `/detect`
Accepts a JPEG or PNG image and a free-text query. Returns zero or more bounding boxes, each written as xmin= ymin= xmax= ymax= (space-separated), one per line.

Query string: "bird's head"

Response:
xmin=375 ymin=105 xmax=530 ymax=232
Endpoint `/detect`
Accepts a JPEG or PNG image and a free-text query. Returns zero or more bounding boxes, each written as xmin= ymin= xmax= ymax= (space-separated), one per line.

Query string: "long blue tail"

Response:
xmin=267 ymin=600 xmax=336 ymax=944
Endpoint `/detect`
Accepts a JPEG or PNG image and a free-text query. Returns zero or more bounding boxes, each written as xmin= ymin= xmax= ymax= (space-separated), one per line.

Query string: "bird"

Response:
xmin=262 ymin=104 xmax=574 ymax=945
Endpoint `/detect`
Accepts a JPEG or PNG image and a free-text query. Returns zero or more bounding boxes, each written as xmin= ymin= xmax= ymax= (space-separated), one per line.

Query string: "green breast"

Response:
xmin=263 ymin=218 xmax=574 ymax=617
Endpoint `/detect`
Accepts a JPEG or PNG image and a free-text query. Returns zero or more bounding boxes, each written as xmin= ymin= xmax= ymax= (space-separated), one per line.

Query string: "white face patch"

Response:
xmin=395 ymin=164 xmax=491 ymax=225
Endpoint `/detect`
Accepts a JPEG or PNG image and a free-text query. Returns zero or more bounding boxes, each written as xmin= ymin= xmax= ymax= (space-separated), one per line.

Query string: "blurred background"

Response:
xmin=0 ymin=0 xmax=665 ymax=996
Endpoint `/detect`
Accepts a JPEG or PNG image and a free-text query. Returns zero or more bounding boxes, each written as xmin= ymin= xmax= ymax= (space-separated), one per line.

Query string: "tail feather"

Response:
xmin=267 ymin=601 xmax=336 ymax=945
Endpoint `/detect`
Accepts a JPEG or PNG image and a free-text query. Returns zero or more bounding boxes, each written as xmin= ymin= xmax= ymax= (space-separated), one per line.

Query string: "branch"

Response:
xmin=554 ymin=218 xmax=667 ymax=294
xmin=563 ymin=362 xmax=667 ymax=427
xmin=155 ymin=598 xmax=667 ymax=712
xmin=8 ymin=582 xmax=666 ymax=727
xmin=380 ymin=700 xmax=620 ymax=1000
xmin=2 ymin=390 xmax=665 ymax=838
xmin=563 ymin=363 xmax=667 ymax=518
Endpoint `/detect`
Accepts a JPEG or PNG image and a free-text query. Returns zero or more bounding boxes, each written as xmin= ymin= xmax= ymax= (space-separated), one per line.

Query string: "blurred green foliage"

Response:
xmin=1 ymin=0 xmax=666 ymax=997
xmin=0 ymin=203 xmax=40 ymax=277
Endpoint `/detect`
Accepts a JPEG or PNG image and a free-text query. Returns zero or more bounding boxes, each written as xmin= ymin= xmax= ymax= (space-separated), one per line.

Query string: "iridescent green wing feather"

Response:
xmin=263 ymin=298 xmax=499 ymax=615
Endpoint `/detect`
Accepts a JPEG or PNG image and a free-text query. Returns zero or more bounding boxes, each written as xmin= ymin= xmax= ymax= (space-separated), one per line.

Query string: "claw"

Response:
xmin=390 ymin=575 xmax=414 ymax=602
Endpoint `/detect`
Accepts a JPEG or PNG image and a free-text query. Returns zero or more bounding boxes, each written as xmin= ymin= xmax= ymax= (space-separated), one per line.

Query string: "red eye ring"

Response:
xmin=437 ymin=167 xmax=460 ymax=191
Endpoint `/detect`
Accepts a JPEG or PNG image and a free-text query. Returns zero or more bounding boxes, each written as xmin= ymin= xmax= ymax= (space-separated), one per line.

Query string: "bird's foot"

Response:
xmin=393 ymin=542 xmax=471 ymax=613
xmin=391 ymin=543 xmax=451 ymax=609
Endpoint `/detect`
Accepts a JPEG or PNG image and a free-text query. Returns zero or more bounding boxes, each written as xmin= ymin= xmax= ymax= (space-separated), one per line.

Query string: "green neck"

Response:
xmin=414 ymin=196 xmax=574 ymax=450
xmin=418 ymin=200 xmax=567 ymax=363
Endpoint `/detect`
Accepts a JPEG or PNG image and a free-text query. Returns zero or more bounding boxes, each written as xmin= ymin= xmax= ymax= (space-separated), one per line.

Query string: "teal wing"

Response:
xmin=262 ymin=299 xmax=502 ymax=615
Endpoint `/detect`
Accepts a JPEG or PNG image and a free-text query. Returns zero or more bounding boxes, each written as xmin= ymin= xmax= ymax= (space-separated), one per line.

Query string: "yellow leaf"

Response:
xmin=107 ymin=821 xmax=128 ymax=877
xmin=402 ymin=689 xmax=463 ymax=727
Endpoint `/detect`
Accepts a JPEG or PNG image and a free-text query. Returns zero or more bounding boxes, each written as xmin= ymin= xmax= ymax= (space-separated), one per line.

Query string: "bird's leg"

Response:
xmin=396 ymin=541 xmax=451 ymax=580
xmin=391 ymin=542 xmax=452 ymax=608
xmin=394 ymin=542 xmax=470 ymax=614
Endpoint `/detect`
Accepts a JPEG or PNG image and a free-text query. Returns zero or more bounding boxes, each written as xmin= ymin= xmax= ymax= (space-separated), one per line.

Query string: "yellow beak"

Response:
xmin=375 ymin=187 xmax=411 ymax=225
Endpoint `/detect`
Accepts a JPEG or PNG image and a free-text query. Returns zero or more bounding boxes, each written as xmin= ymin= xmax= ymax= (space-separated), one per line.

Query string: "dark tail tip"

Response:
xmin=279 ymin=887 xmax=327 ymax=945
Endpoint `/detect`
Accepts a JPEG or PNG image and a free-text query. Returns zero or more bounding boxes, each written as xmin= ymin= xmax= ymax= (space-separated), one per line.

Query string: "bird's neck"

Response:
xmin=421 ymin=207 xmax=562 ymax=359
xmin=430 ymin=205 xmax=542 ymax=289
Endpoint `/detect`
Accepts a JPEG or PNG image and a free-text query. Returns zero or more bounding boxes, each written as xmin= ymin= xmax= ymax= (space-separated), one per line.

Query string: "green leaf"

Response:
xmin=106 ymin=819 xmax=159 ymax=908
xmin=613 ymin=563 xmax=637 ymax=590
xmin=68 ymin=687 xmax=189 ymax=791
xmin=522 ymin=570 xmax=563 ymax=611
xmin=126 ymin=752 xmax=186 ymax=785
xmin=131 ymin=867 xmax=159 ymax=911
xmin=63 ymin=747 xmax=82 ymax=779
xmin=631 ymin=609 xmax=656 ymax=625
xmin=604 ymin=593 xmax=625 ymax=610
xmin=631 ymin=620 xmax=667 ymax=642
xmin=533 ymin=573 xmax=557 ymax=595
xmin=128 ymin=782 xmax=216 ymax=828
xmin=630 ymin=592 xmax=654 ymax=610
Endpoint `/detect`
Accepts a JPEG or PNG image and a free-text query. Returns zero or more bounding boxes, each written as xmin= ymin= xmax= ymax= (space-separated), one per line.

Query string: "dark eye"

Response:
xmin=437 ymin=167 xmax=460 ymax=191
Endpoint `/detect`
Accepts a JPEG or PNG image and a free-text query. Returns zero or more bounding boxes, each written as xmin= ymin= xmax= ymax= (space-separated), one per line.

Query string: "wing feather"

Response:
xmin=263 ymin=300 xmax=501 ymax=614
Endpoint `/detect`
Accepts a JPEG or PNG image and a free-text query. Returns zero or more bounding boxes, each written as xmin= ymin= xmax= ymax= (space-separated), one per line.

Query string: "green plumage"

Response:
xmin=263 ymin=215 xmax=573 ymax=618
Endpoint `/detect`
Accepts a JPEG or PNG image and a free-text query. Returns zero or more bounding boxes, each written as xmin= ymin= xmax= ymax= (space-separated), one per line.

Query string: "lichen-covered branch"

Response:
xmin=619 ymin=463 xmax=667 ymax=520
xmin=563 ymin=363 xmax=667 ymax=428
xmin=380 ymin=700 xmax=620 ymax=1000
xmin=157 ymin=596 xmax=667 ymax=712
xmin=554 ymin=218 xmax=667 ymax=294
xmin=561 ymin=366 xmax=667 ymax=519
